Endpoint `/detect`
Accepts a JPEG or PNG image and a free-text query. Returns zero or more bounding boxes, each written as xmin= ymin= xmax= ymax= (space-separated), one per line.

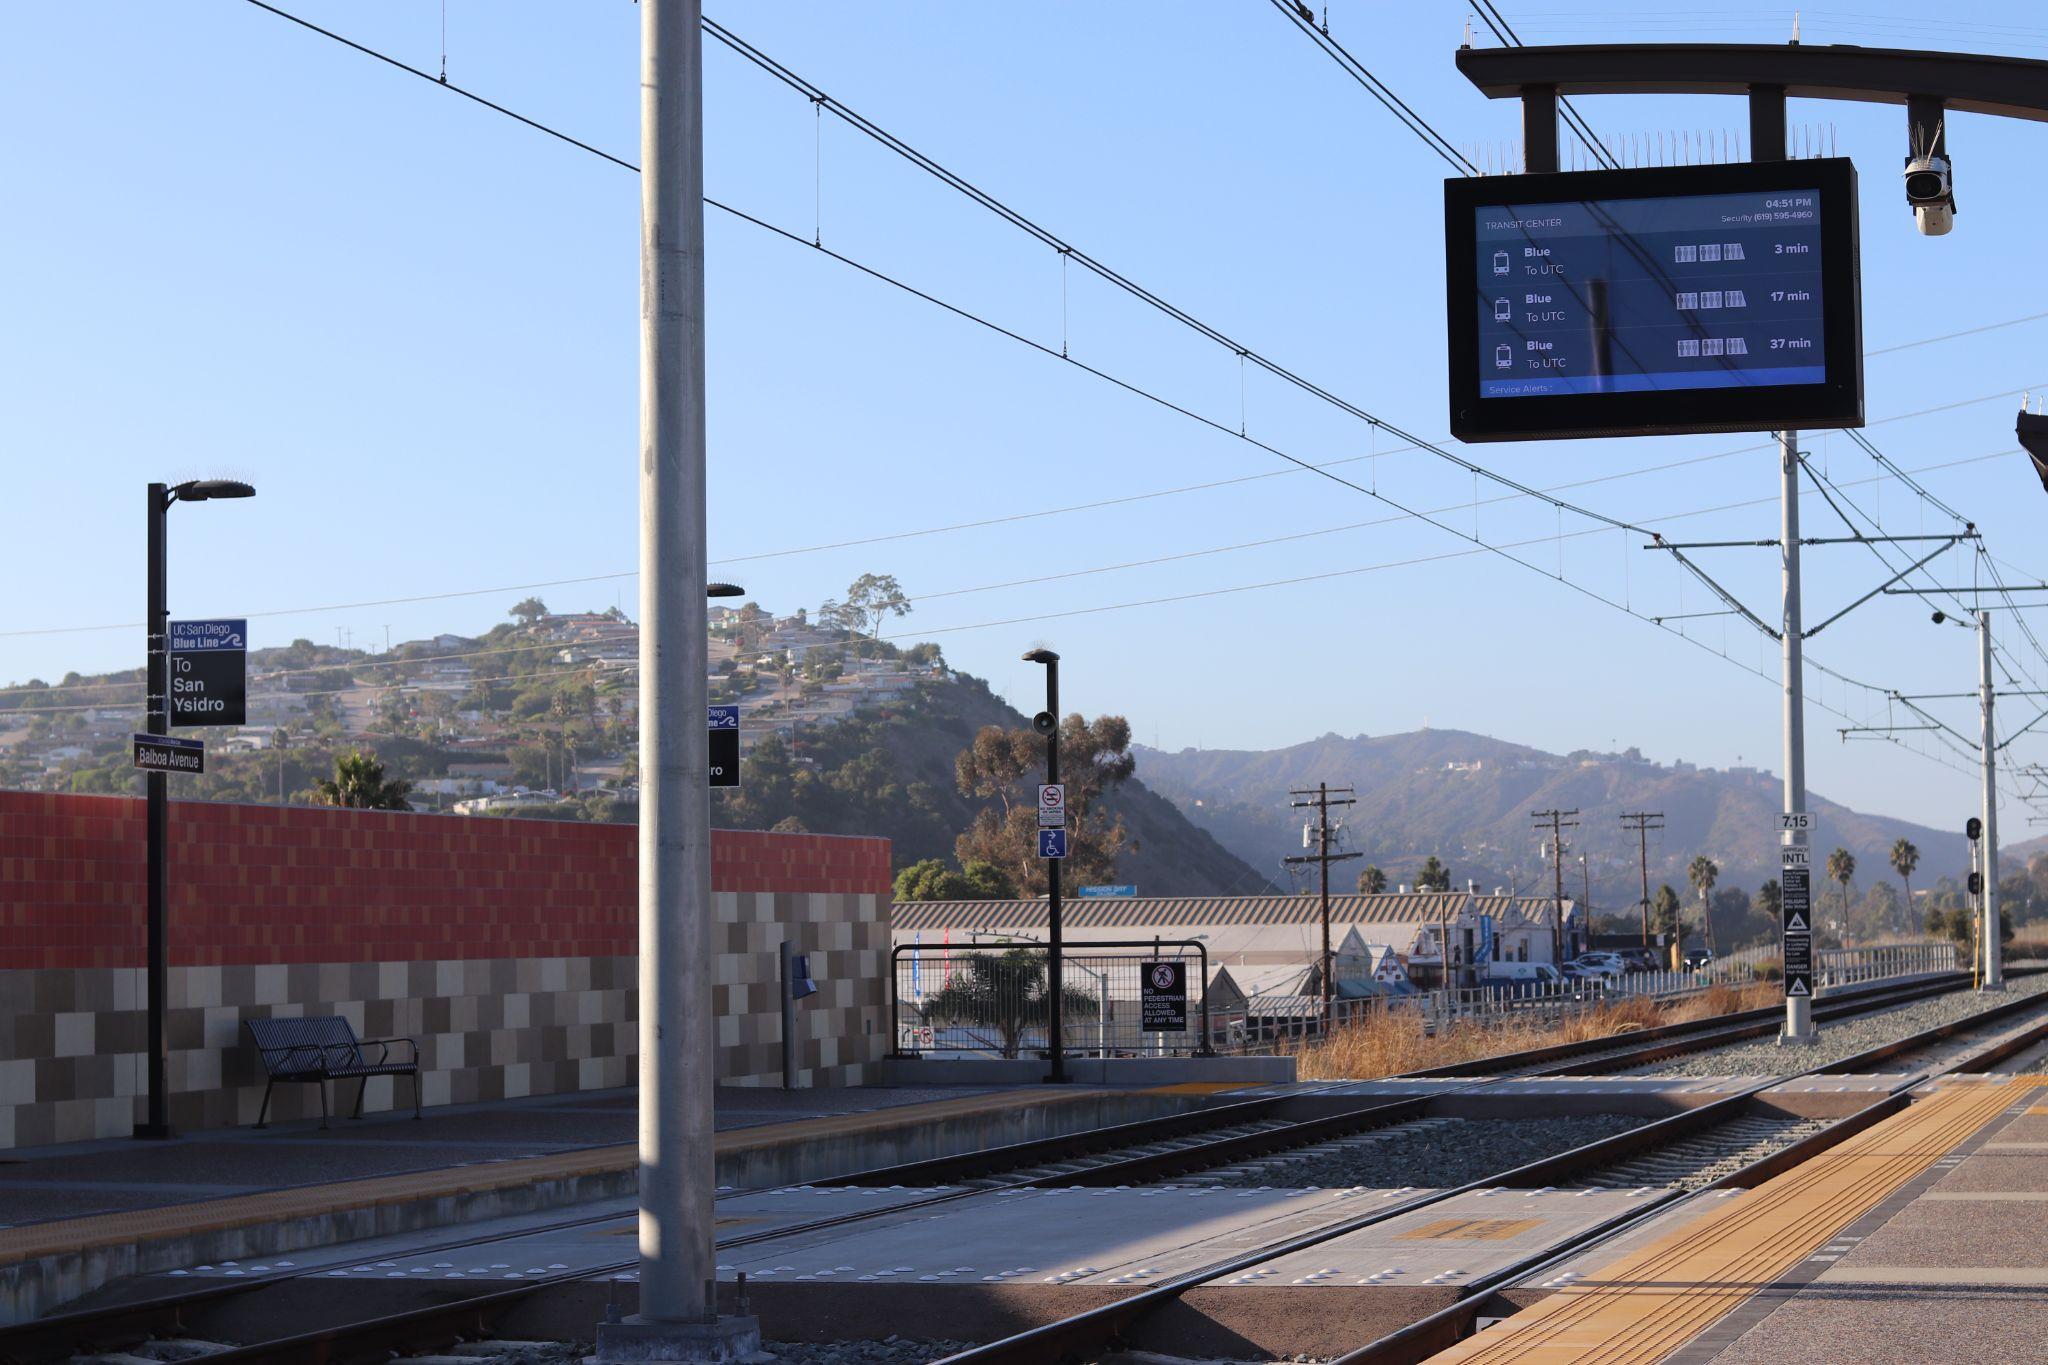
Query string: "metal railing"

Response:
xmin=1814 ymin=942 xmax=1957 ymax=986
xmin=1209 ymin=940 xmax=1962 ymax=1054
xmin=890 ymin=939 xmax=1212 ymax=1059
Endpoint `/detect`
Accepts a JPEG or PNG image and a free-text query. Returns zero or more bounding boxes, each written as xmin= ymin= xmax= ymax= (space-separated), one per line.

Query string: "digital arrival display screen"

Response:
xmin=1444 ymin=160 xmax=1863 ymax=441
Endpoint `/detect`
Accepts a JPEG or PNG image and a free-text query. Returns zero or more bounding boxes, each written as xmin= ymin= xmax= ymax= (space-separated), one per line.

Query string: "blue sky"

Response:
xmin=5 ymin=1 xmax=2047 ymax=831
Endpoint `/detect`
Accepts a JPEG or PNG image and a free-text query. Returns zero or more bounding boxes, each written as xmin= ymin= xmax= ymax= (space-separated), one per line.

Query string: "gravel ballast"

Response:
xmin=1633 ymin=974 xmax=2048 ymax=1078
xmin=1191 ymin=1115 xmax=1647 ymax=1190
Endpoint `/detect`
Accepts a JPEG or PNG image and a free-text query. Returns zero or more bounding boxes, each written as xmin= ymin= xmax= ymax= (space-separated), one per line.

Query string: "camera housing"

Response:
xmin=1032 ymin=710 xmax=1057 ymax=736
xmin=1903 ymin=152 xmax=1954 ymax=236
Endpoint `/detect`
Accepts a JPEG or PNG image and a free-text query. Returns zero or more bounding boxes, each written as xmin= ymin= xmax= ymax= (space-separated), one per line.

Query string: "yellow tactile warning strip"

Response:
xmin=1401 ymin=1218 xmax=1545 ymax=1242
xmin=1140 ymin=1082 xmax=1256 ymax=1096
xmin=0 ymin=1087 xmax=1115 ymax=1267
xmin=1428 ymin=1080 xmax=2025 ymax=1364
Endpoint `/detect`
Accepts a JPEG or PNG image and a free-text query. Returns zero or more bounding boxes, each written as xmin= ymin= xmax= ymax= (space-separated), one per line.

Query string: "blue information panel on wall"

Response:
xmin=1444 ymin=159 xmax=1862 ymax=441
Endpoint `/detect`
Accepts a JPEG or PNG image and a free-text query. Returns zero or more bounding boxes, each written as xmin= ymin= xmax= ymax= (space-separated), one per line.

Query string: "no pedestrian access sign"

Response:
xmin=168 ymin=619 xmax=246 ymax=727
xmin=1141 ymin=960 xmax=1188 ymax=1033
xmin=1038 ymin=783 xmax=1066 ymax=828
xmin=1781 ymin=863 xmax=1814 ymax=998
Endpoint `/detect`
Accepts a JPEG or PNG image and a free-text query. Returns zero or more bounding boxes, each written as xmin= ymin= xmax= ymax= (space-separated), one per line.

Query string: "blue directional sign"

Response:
xmin=708 ymin=705 xmax=741 ymax=789
xmin=167 ymin=618 xmax=247 ymax=727
xmin=1038 ymin=828 xmax=1068 ymax=860
xmin=1075 ymin=885 xmax=1137 ymax=898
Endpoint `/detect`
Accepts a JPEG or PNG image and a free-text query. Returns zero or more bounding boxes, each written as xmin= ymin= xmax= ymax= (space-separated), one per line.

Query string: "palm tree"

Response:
xmin=917 ymin=948 xmax=1098 ymax=1059
xmin=314 ymin=749 xmax=415 ymax=811
xmin=1687 ymin=855 xmax=1720 ymax=955
xmin=1826 ymin=847 xmax=1856 ymax=939
xmin=1889 ymin=838 xmax=1920 ymax=934
xmin=1416 ymin=855 xmax=1451 ymax=892
xmin=1357 ymin=864 xmax=1388 ymax=895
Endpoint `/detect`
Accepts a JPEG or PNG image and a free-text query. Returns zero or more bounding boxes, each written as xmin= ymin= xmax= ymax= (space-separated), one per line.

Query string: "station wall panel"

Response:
xmin=0 ymin=792 xmax=892 ymax=1147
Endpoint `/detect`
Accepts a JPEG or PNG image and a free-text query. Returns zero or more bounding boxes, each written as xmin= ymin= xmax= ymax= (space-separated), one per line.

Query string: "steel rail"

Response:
xmin=1329 ymin=996 xmax=2048 ymax=1363
xmin=8 ymin=971 xmax=2022 ymax=1365
xmin=936 ymin=977 xmax=2048 ymax=1365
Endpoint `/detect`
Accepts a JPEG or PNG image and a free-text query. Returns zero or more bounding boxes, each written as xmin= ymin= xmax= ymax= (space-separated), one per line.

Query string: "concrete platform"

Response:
xmin=1453 ymin=1073 xmax=2048 ymax=1363
xmin=0 ymin=1082 xmax=1216 ymax=1323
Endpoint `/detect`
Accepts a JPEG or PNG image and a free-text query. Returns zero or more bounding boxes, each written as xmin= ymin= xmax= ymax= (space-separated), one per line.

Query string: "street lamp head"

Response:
xmin=706 ymin=582 xmax=746 ymax=598
xmin=1022 ymin=647 xmax=1059 ymax=665
xmin=174 ymin=479 xmax=256 ymax=502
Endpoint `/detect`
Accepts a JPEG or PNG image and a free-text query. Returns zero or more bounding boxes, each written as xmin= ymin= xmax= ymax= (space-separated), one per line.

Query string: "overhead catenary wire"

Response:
xmin=1464 ymin=0 xmax=1619 ymax=169
xmin=6 ymin=380 xmax=2036 ymax=644
xmin=0 ymin=454 xmax=2014 ymax=781
xmin=199 ymin=0 xmax=2037 ymax=790
xmin=1262 ymin=0 xmax=1480 ymax=174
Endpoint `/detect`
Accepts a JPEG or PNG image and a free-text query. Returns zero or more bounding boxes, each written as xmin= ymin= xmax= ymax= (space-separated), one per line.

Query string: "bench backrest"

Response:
xmin=245 ymin=1015 xmax=363 ymax=1076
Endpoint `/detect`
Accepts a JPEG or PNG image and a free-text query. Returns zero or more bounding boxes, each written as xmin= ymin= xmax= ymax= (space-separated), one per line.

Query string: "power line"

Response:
xmin=1263 ymin=0 xmax=1479 ymax=174
xmin=5 ymin=382 xmax=2032 ymax=644
xmin=1466 ymin=0 xmax=1619 ymax=169
xmin=207 ymin=1 xmax=2018 ymax=786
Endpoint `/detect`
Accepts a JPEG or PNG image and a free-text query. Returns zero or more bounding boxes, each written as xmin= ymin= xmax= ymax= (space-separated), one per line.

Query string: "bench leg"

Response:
xmin=255 ymin=1077 xmax=276 ymax=1130
xmin=318 ymin=1079 xmax=330 ymax=1130
xmin=353 ymin=1077 xmax=369 ymax=1120
xmin=413 ymin=1068 xmax=422 ymax=1120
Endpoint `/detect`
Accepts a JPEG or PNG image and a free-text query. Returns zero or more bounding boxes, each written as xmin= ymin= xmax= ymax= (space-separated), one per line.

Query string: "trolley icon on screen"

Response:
xmin=1493 ymin=297 xmax=1512 ymax=322
xmin=1494 ymin=344 xmax=1513 ymax=369
xmin=1491 ymin=250 xmax=1511 ymax=275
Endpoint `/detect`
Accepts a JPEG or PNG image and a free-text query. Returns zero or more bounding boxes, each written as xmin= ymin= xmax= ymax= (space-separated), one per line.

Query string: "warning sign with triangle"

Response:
xmin=1788 ymin=978 xmax=1811 ymax=996
xmin=1786 ymin=912 xmax=1809 ymax=933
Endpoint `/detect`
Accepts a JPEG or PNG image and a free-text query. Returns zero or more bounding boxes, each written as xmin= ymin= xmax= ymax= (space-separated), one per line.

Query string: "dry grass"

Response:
xmin=1290 ymin=983 xmax=1780 ymax=1081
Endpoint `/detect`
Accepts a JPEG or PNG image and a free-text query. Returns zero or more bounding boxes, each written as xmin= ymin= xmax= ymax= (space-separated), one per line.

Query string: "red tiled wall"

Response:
xmin=0 ymin=791 xmax=891 ymax=969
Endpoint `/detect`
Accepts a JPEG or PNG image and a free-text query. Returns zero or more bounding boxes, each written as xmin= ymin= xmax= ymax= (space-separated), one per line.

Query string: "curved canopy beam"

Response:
xmin=1456 ymin=43 xmax=2048 ymax=125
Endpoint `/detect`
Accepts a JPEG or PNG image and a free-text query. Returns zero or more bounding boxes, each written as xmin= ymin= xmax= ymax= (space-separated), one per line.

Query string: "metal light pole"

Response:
xmin=1023 ymin=648 xmax=1066 ymax=1083
xmin=1979 ymin=610 xmax=2004 ymax=989
xmin=1780 ymin=428 xmax=1815 ymax=1043
xmin=139 ymin=478 xmax=253 ymax=1140
xmin=600 ymin=0 xmax=758 ymax=1356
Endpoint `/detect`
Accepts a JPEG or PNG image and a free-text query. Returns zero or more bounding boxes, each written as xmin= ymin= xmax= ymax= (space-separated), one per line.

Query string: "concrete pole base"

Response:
xmin=592 ymin=1314 xmax=770 ymax=1363
xmin=1776 ymin=1030 xmax=1818 ymax=1047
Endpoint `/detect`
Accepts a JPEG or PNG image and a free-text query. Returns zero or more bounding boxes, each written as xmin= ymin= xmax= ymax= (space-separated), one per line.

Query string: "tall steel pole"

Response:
xmin=1318 ymin=783 xmax=1332 ymax=1023
xmin=139 ymin=483 xmax=172 ymax=1140
xmin=1980 ymin=610 xmax=2004 ymax=989
xmin=1781 ymin=428 xmax=1815 ymax=1042
xmin=603 ymin=2 xmax=759 ymax=1357
xmin=1043 ymin=657 xmax=1066 ymax=1083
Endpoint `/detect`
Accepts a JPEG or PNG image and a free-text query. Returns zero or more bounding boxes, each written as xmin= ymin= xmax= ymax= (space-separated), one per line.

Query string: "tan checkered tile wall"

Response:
xmin=0 ymin=884 xmax=888 ymax=1146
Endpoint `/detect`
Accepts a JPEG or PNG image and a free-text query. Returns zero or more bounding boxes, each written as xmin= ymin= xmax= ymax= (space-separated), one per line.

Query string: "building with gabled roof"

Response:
xmin=893 ymin=891 xmax=1579 ymax=991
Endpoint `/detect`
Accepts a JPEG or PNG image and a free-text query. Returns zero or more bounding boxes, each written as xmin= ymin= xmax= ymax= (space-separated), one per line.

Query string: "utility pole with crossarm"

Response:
xmin=1286 ymin=783 xmax=1360 ymax=1026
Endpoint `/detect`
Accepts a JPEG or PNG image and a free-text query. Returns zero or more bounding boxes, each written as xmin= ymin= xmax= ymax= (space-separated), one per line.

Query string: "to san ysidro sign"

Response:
xmin=168 ymin=619 xmax=246 ymax=727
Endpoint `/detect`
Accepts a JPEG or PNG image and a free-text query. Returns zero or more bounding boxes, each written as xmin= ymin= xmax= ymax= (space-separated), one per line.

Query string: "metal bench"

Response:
xmin=243 ymin=1016 xmax=421 ymax=1129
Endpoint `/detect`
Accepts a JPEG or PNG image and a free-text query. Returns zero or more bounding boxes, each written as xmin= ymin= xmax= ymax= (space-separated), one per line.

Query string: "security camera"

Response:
xmin=1904 ymin=153 xmax=1954 ymax=236
xmin=1032 ymin=710 xmax=1057 ymax=735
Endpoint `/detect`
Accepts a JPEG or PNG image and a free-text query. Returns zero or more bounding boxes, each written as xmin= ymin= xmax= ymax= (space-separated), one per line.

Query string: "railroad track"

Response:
xmin=3 ymin=969 xmax=2027 ymax=1365
xmin=936 ymin=979 xmax=2048 ymax=1365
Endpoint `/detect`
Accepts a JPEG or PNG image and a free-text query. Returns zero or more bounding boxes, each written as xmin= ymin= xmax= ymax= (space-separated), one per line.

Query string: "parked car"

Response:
xmin=1615 ymin=948 xmax=1662 ymax=974
xmin=1478 ymin=962 xmax=1563 ymax=996
xmin=1569 ymin=955 xmax=1626 ymax=981
xmin=1558 ymin=962 xmax=1606 ymax=987
xmin=1684 ymin=948 xmax=1715 ymax=970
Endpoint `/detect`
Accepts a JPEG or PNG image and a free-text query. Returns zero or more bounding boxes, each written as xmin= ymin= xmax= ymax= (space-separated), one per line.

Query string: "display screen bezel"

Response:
xmin=1444 ymin=158 xmax=1863 ymax=442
